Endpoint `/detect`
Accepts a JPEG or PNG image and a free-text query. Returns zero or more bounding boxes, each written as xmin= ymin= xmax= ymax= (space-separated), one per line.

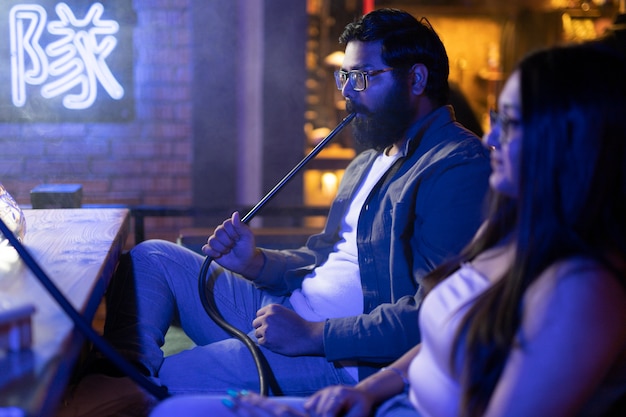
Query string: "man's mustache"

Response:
xmin=346 ymin=100 xmax=367 ymax=115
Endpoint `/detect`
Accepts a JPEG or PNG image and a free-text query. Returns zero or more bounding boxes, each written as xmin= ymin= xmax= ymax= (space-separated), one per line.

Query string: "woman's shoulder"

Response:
xmin=528 ymin=255 xmax=625 ymax=301
xmin=522 ymin=255 xmax=626 ymax=338
xmin=534 ymin=255 xmax=624 ymax=294
xmin=496 ymin=255 xmax=626 ymax=417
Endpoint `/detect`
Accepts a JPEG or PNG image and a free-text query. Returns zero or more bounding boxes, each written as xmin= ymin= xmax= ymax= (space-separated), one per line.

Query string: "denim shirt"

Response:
xmin=255 ymin=105 xmax=491 ymax=379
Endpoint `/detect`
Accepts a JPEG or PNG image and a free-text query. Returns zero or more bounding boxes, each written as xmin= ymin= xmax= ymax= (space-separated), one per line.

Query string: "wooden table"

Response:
xmin=0 ymin=208 xmax=130 ymax=417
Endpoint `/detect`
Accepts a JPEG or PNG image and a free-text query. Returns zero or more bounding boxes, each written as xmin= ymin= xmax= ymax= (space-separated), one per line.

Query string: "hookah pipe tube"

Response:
xmin=197 ymin=112 xmax=355 ymax=395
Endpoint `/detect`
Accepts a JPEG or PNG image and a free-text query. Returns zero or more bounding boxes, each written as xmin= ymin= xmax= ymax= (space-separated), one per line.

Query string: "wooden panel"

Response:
xmin=0 ymin=208 xmax=130 ymax=417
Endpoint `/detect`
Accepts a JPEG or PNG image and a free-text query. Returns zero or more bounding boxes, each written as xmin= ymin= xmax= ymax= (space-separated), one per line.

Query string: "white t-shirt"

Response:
xmin=290 ymin=150 xmax=400 ymax=320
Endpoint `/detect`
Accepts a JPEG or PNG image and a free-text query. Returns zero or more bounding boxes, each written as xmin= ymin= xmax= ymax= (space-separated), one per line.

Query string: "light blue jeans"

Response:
xmin=105 ymin=240 xmax=356 ymax=395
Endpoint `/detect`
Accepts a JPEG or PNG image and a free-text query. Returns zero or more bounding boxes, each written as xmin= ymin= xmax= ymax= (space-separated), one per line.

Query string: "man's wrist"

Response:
xmin=310 ymin=320 xmax=326 ymax=355
xmin=244 ymin=248 xmax=266 ymax=279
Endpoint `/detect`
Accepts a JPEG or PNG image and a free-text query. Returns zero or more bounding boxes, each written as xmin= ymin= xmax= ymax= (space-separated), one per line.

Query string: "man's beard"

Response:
xmin=347 ymin=83 xmax=415 ymax=152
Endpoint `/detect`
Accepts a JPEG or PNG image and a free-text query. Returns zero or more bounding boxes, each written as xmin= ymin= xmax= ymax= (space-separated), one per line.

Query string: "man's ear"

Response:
xmin=411 ymin=64 xmax=428 ymax=94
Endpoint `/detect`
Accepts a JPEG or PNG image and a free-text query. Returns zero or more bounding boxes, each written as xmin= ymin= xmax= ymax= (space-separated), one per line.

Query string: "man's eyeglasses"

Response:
xmin=489 ymin=109 xmax=521 ymax=145
xmin=334 ymin=68 xmax=394 ymax=92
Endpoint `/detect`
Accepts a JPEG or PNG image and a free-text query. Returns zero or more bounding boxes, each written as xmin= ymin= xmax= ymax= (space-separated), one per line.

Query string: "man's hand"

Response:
xmin=252 ymin=304 xmax=325 ymax=356
xmin=202 ymin=211 xmax=264 ymax=278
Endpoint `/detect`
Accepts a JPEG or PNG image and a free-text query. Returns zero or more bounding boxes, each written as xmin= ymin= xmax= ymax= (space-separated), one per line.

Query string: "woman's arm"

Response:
xmin=485 ymin=259 xmax=626 ymax=417
xmin=228 ymin=345 xmax=423 ymax=417
xmin=303 ymin=344 xmax=421 ymax=417
xmin=356 ymin=344 xmax=421 ymax=400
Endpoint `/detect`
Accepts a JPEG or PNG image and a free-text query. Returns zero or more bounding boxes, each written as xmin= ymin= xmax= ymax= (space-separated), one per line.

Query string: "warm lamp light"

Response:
xmin=324 ymin=51 xmax=344 ymax=67
xmin=321 ymin=172 xmax=339 ymax=198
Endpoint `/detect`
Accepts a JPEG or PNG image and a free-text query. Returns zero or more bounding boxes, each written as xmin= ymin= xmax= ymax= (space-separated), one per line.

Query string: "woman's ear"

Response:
xmin=411 ymin=63 xmax=428 ymax=94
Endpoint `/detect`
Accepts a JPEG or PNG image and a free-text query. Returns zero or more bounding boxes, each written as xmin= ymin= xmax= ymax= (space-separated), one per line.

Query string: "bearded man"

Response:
xmin=78 ymin=8 xmax=491 ymax=405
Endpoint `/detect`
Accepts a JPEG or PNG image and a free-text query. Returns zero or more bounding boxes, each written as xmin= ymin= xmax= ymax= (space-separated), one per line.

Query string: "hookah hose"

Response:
xmin=197 ymin=113 xmax=355 ymax=395
xmin=0 ymin=217 xmax=170 ymax=400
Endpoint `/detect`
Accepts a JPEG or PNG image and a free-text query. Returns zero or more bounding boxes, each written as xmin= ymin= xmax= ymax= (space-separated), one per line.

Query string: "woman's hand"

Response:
xmin=223 ymin=387 xmax=375 ymax=417
xmin=304 ymin=385 xmax=376 ymax=417
xmin=223 ymin=391 xmax=307 ymax=417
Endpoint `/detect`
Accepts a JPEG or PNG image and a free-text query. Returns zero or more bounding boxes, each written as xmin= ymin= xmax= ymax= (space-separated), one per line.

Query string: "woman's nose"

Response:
xmin=483 ymin=127 xmax=500 ymax=150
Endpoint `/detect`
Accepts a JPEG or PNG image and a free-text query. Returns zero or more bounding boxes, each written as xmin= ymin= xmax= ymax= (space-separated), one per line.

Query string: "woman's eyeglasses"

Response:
xmin=488 ymin=109 xmax=521 ymax=145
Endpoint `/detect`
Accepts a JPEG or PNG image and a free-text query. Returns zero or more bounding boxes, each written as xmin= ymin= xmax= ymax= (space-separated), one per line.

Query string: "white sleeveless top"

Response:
xmin=408 ymin=263 xmax=490 ymax=417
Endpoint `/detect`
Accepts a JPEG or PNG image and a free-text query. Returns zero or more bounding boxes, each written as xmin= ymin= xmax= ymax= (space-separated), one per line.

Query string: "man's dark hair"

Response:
xmin=339 ymin=8 xmax=450 ymax=106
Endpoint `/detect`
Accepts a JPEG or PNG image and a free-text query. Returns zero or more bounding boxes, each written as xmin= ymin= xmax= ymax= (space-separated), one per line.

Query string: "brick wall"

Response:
xmin=0 ymin=0 xmax=195 ymax=243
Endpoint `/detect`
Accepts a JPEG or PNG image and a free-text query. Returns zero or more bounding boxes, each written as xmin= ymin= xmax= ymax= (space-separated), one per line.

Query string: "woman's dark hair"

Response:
xmin=339 ymin=8 xmax=449 ymax=106
xmin=422 ymin=43 xmax=626 ymax=416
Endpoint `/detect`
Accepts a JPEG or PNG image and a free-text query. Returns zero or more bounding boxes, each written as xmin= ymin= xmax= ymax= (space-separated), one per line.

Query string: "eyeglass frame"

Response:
xmin=334 ymin=67 xmax=395 ymax=92
xmin=488 ymin=109 xmax=522 ymax=145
